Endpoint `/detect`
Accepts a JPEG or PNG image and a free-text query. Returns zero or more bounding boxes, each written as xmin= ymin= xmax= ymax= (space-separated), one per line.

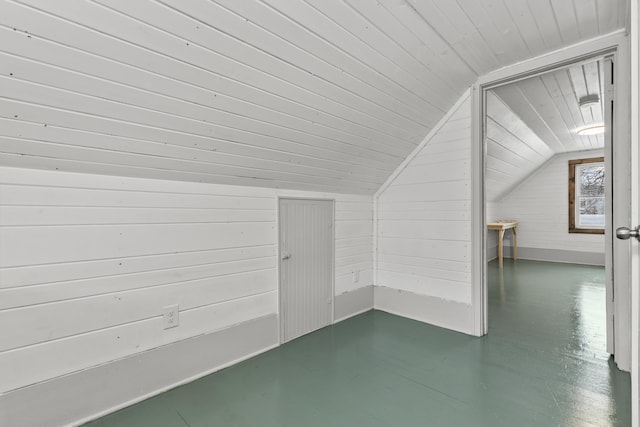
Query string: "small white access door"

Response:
xmin=279 ymin=198 xmax=334 ymax=343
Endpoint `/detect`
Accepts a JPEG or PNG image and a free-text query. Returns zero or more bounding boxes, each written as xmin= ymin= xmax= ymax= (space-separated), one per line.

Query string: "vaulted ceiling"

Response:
xmin=0 ymin=0 xmax=629 ymax=194
xmin=486 ymin=57 xmax=607 ymax=201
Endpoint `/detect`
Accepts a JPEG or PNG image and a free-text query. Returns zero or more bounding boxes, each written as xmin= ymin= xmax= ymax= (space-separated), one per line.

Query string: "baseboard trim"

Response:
xmin=497 ymin=246 xmax=604 ymax=266
xmin=334 ymin=285 xmax=374 ymax=323
xmin=487 ymin=244 xmax=497 ymax=262
xmin=0 ymin=314 xmax=279 ymax=427
xmin=374 ymin=286 xmax=474 ymax=335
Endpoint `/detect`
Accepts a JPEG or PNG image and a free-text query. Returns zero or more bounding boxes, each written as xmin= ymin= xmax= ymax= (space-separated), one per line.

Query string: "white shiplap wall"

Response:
xmin=491 ymin=149 xmax=605 ymax=255
xmin=0 ymin=166 xmax=372 ymax=394
xmin=376 ymin=94 xmax=472 ymax=308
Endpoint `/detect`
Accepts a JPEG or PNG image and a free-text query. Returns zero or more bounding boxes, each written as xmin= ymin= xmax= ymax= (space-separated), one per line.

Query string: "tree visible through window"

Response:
xmin=569 ymin=157 xmax=605 ymax=234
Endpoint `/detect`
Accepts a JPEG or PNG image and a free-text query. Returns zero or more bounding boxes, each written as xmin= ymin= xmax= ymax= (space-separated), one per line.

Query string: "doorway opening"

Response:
xmin=475 ymin=43 xmax=632 ymax=372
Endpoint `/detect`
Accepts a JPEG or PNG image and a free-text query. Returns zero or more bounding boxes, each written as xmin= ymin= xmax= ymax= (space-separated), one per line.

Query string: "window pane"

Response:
xmin=579 ymin=164 xmax=605 ymax=197
xmin=579 ymin=197 xmax=605 ymax=227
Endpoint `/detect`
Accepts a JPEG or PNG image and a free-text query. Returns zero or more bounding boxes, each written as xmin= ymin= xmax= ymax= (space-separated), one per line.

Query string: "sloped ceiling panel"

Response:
xmin=487 ymin=58 xmax=607 ymax=201
xmin=485 ymin=91 xmax=554 ymax=202
xmin=492 ymin=60 xmax=605 ymax=155
xmin=0 ymin=0 xmax=628 ymax=194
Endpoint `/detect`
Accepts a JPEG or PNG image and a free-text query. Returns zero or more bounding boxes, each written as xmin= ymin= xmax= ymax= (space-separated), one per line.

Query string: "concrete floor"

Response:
xmin=86 ymin=259 xmax=630 ymax=426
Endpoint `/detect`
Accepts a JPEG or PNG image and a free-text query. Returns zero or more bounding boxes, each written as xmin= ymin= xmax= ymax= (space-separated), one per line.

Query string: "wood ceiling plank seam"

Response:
xmin=572 ymin=0 xmax=601 ymax=40
xmin=0 ymin=28 xmax=419 ymax=151
xmin=494 ymin=84 xmax=567 ymax=153
xmin=2 ymin=125 xmax=388 ymax=184
xmin=198 ymin=1 xmax=422 ymax=143
xmin=0 ymin=96 xmax=399 ymax=175
xmin=0 ymin=21 xmax=418 ymax=147
xmin=10 ymin=0 xmax=428 ymax=138
xmin=98 ymin=0 xmax=431 ymax=134
xmin=566 ymin=64 xmax=594 ymax=130
xmin=549 ymin=70 xmax=592 ymax=146
xmin=617 ymin=0 xmax=630 ymax=28
xmin=515 ymin=78 xmax=576 ymax=152
xmin=0 ymin=48 xmax=415 ymax=160
xmin=485 ymin=169 xmax=515 ymax=183
xmin=498 ymin=0 xmax=543 ymax=55
xmin=538 ymin=72 xmax=588 ymax=150
xmin=0 ymin=73 xmax=409 ymax=164
xmin=282 ymin=0 xmax=449 ymax=115
xmin=0 ymin=120 xmax=390 ymax=183
xmin=486 ymin=149 xmax=545 ymax=174
xmin=411 ymin=0 xmax=502 ymax=73
xmin=0 ymin=115 xmax=393 ymax=179
xmin=344 ymin=0 xmax=468 ymax=93
xmin=0 ymin=186 xmax=278 ymax=206
xmin=583 ymin=61 xmax=604 ymax=116
xmin=0 ymin=102 xmax=400 ymax=180
xmin=333 ymin=0 xmax=461 ymax=96
xmin=485 ymin=129 xmax=549 ymax=165
xmin=487 ymin=166 xmax=524 ymax=183
xmin=0 ymin=179 xmax=281 ymax=200
xmin=595 ymin=0 xmax=619 ymax=35
xmin=378 ymin=0 xmax=478 ymax=79
xmin=485 ymin=133 xmax=545 ymax=166
xmin=454 ymin=0 xmax=529 ymax=66
xmin=159 ymin=3 xmax=436 ymax=129
xmin=0 ymin=153 xmax=375 ymax=195
xmin=155 ymin=0 xmax=432 ymax=132
xmin=0 ymin=137 xmax=387 ymax=189
xmin=525 ymin=0 xmax=564 ymax=50
xmin=486 ymin=94 xmax=554 ymax=159
xmin=483 ymin=0 xmax=535 ymax=57
xmin=549 ymin=0 xmax=582 ymax=43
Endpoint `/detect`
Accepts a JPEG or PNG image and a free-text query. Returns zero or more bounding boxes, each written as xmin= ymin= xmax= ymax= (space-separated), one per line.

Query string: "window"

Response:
xmin=568 ymin=157 xmax=605 ymax=234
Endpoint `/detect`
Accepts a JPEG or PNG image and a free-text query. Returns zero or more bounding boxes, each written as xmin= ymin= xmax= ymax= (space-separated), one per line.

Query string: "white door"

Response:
xmin=279 ymin=198 xmax=334 ymax=343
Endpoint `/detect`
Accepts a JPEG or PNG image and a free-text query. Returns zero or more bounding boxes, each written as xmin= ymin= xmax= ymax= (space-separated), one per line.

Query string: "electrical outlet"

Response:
xmin=163 ymin=304 xmax=179 ymax=329
xmin=353 ymin=270 xmax=360 ymax=283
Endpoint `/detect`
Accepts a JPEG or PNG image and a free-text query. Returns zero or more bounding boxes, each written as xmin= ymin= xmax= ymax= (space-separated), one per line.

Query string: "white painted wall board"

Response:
xmin=0 ymin=166 xmax=372 ymax=394
xmin=490 ymin=150 xmax=605 ymax=255
xmin=377 ymin=94 xmax=473 ymax=313
xmin=1 ymin=315 xmax=279 ymax=427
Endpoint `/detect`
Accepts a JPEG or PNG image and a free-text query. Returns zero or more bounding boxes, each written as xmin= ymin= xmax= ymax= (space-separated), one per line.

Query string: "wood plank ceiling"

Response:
xmin=0 ymin=0 xmax=628 ymax=194
xmin=487 ymin=58 xmax=606 ymax=201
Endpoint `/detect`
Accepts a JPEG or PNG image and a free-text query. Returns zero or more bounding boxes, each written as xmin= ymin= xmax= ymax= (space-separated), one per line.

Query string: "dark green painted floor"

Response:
xmin=86 ymin=260 xmax=630 ymax=426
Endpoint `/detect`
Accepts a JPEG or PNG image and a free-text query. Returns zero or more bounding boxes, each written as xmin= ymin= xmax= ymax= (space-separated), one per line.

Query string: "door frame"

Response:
xmin=471 ymin=30 xmax=631 ymax=365
xmin=277 ymin=196 xmax=336 ymax=344
xmin=630 ymin=1 xmax=639 ymax=424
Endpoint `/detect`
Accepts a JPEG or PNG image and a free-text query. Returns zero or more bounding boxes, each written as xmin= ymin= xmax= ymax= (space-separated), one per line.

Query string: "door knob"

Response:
xmin=281 ymin=251 xmax=291 ymax=260
xmin=616 ymin=226 xmax=640 ymax=241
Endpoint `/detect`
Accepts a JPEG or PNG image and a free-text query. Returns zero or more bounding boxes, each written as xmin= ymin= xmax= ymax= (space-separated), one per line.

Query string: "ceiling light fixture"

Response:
xmin=578 ymin=94 xmax=600 ymax=111
xmin=576 ymin=123 xmax=605 ymax=136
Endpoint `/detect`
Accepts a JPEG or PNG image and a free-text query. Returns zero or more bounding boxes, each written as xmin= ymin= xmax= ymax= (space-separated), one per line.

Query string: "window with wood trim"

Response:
xmin=569 ymin=157 xmax=605 ymax=234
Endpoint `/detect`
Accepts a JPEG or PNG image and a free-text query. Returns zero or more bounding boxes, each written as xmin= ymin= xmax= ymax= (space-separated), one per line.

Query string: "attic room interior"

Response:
xmin=1 ymin=1 xmax=640 ymax=426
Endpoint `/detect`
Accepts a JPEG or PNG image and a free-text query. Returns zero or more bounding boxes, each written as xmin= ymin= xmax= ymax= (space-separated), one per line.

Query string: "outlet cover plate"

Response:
xmin=163 ymin=304 xmax=179 ymax=329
